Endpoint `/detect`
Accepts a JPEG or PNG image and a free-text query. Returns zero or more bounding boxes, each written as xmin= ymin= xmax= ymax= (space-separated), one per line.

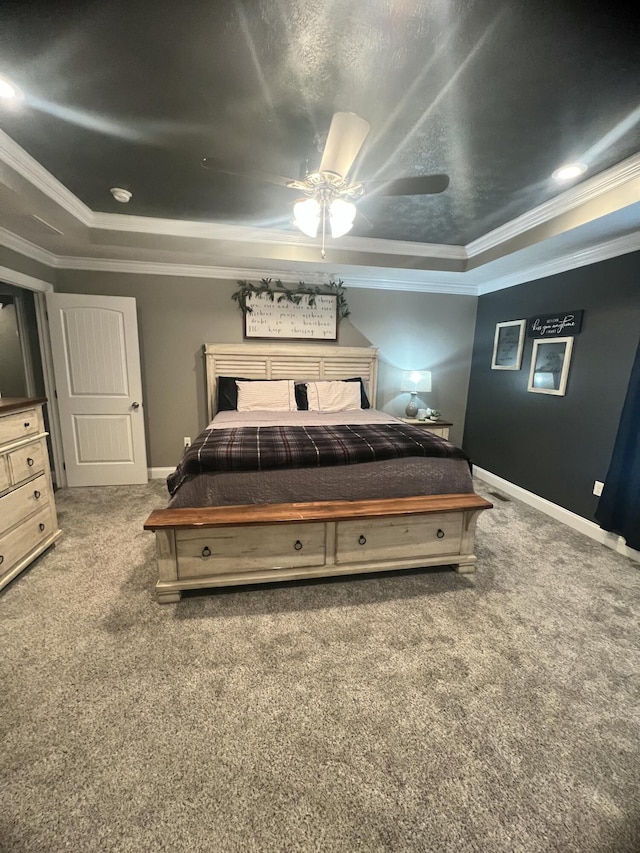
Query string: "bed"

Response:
xmin=144 ymin=343 xmax=492 ymax=602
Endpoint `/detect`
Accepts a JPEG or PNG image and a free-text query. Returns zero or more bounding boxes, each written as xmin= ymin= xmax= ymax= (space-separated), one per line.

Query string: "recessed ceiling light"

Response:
xmin=0 ymin=74 xmax=22 ymax=102
xmin=110 ymin=187 xmax=132 ymax=203
xmin=552 ymin=163 xmax=587 ymax=182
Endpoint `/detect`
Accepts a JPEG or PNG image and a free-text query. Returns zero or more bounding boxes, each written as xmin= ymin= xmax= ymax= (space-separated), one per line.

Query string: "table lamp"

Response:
xmin=401 ymin=370 xmax=432 ymax=417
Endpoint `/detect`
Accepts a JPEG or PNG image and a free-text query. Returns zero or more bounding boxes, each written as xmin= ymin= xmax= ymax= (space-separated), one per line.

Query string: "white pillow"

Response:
xmin=236 ymin=380 xmax=297 ymax=412
xmin=306 ymin=380 xmax=362 ymax=412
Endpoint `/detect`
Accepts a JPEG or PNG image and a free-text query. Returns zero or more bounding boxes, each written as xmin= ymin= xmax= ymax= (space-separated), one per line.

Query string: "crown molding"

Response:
xmin=2 ymin=220 xmax=637 ymax=298
xmin=90 ymin=211 xmax=466 ymax=260
xmin=467 ymin=152 xmax=640 ymax=257
xmin=0 ymin=265 xmax=53 ymax=292
xmin=0 ymin=225 xmax=58 ymax=267
xmin=2 ymin=128 xmax=637 ymax=274
xmin=476 ymin=230 xmax=640 ymax=295
xmin=54 ymin=255 xmax=475 ymax=294
xmin=1 ymin=126 xmax=638 ymax=297
xmin=0 ymin=129 xmax=93 ymax=226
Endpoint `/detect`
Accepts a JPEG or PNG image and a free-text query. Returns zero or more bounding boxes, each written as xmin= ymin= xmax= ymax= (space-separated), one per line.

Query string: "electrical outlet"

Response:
xmin=593 ymin=480 xmax=604 ymax=496
xmin=183 ymin=436 xmax=191 ymax=449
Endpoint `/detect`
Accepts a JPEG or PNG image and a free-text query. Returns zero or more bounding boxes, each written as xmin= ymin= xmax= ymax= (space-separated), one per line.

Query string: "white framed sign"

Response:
xmin=491 ymin=319 xmax=526 ymax=370
xmin=243 ymin=292 xmax=338 ymax=340
xmin=527 ymin=336 xmax=574 ymax=396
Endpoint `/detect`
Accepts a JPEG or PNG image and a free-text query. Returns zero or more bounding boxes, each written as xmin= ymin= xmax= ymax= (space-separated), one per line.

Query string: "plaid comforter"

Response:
xmin=167 ymin=422 xmax=469 ymax=496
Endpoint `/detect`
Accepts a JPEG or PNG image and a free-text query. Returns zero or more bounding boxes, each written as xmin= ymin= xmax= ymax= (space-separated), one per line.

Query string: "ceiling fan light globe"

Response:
xmin=293 ymin=198 xmax=320 ymax=238
xmin=329 ymin=198 xmax=356 ymax=238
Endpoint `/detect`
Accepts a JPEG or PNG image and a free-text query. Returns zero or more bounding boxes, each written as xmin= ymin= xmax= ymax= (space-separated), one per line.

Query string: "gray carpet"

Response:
xmin=1 ymin=478 xmax=639 ymax=853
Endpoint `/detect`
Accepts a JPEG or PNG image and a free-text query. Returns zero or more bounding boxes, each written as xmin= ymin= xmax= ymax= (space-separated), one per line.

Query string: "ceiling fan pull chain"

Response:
xmin=321 ymin=200 xmax=327 ymax=259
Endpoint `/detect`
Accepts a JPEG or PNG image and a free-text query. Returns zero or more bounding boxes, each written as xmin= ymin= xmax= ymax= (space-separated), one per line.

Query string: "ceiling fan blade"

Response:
xmin=363 ymin=174 xmax=450 ymax=196
xmin=318 ymin=112 xmax=371 ymax=178
xmin=200 ymin=159 xmax=295 ymax=188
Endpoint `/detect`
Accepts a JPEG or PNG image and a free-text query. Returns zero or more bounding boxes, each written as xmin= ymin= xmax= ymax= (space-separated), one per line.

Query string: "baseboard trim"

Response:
xmin=149 ymin=467 xmax=174 ymax=480
xmin=474 ymin=467 xmax=639 ymax=563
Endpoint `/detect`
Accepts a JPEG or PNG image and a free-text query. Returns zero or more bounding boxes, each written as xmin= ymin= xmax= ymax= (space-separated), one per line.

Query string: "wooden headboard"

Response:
xmin=204 ymin=343 xmax=379 ymax=421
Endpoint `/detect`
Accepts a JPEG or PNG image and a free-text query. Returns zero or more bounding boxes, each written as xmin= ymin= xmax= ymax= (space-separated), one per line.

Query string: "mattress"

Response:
xmin=168 ymin=410 xmax=474 ymax=508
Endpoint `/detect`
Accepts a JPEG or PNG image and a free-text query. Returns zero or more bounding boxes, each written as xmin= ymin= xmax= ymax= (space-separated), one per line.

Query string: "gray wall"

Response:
xmin=54 ymin=271 xmax=477 ymax=467
xmin=463 ymin=251 xmax=640 ymax=521
xmin=0 ymin=301 xmax=26 ymax=397
xmin=0 ymin=280 xmax=45 ymax=400
xmin=0 ymin=246 xmax=55 ymax=285
xmin=346 ymin=289 xmax=477 ymax=441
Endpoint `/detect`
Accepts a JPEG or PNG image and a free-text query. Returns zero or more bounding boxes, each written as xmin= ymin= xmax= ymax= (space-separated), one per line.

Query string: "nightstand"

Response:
xmin=401 ymin=417 xmax=453 ymax=440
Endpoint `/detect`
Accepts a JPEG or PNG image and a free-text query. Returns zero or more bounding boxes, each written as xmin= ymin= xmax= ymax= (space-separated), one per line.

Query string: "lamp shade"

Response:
xmin=401 ymin=370 xmax=432 ymax=393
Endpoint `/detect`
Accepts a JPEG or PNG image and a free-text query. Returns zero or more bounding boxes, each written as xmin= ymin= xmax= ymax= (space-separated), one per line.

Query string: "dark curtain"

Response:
xmin=595 ymin=336 xmax=640 ymax=551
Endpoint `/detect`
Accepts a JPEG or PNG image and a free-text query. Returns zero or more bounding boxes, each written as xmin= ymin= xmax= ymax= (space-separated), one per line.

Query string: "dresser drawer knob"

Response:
xmin=201 ymin=546 xmax=211 ymax=558
xmin=358 ymin=534 xmax=367 ymax=545
xmin=27 ymin=457 xmax=35 ymax=467
xmin=24 ymin=422 xmax=30 ymax=429
xmin=437 ymin=529 xmax=445 ymax=538
xmin=34 ymin=490 xmax=41 ymax=499
xmin=39 ymin=523 xmax=46 ymax=532
xmin=294 ymin=540 xmax=303 ymax=551
xmin=0 ymin=555 xmax=3 ymax=565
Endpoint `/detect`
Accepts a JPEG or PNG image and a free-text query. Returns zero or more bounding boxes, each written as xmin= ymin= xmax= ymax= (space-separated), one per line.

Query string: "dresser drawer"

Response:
xmin=0 ymin=505 xmax=55 ymax=576
xmin=8 ymin=439 xmax=46 ymax=484
xmin=0 ymin=455 xmax=9 ymax=493
xmin=0 ymin=474 xmax=50 ymax=536
xmin=0 ymin=408 xmax=40 ymax=445
xmin=336 ymin=512 xmax=463 ymax=564
xmin=176 ymin=522 xmax=326 ymax=579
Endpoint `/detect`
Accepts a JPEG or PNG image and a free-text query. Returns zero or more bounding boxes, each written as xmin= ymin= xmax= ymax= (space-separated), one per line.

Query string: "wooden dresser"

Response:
xmin=0 ymin=398 xmax=62 ymax=592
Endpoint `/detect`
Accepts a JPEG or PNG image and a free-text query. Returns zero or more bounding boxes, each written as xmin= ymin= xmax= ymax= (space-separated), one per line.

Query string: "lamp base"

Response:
xmin=405 ymin=393 xmax=419 ymax=418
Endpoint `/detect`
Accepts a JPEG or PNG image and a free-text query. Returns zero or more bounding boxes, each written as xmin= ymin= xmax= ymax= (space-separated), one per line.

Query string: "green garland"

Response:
xmin=232 ymin=278 xmax=350 ymax=320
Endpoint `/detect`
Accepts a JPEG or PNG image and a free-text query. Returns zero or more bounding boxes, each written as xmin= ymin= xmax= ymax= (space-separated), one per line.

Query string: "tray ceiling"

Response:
xmin=0 ymin=0 xmax=639 ymax=291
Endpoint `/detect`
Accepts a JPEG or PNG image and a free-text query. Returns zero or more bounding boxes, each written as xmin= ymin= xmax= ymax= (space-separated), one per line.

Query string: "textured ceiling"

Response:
xmin=1 ymin=0 xmax=639 ymax=246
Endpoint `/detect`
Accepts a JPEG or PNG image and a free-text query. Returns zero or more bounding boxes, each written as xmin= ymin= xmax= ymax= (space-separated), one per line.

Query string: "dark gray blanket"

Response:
xmin=168 ymin=422 xmax=469 ymax=496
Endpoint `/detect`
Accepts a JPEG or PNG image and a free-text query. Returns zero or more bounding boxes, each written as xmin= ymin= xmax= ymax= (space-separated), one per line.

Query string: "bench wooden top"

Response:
xmin=144 ymin=493 xmax=493 ymax=530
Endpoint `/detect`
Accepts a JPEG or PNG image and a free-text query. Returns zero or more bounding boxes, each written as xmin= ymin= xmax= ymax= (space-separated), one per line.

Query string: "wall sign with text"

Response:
xmin=244 ymin=292 xmax=338 ymax=340
xmin=527 ymin=310 xmax=583 ymax=338
xmin=491 ymin=319 xmax=526 ymax=370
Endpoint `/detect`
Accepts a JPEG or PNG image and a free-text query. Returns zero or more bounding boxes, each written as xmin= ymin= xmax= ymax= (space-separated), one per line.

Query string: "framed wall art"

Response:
xmin=491 ymin=319 xmax=526 ymax=370
xmin=243 ymin=291 xmax=338 ymax=341
xmin=527 ymin=336 xmax=574 ymax=396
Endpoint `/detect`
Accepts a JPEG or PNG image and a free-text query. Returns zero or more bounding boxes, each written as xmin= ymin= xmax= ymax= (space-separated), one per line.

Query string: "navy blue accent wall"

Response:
xmin=463 ymin=251 xmax=640 ymax=521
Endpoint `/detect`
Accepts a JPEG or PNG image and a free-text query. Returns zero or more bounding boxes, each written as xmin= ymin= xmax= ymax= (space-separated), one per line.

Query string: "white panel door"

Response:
xmin=46 ymin=293 xmax=148 ymax=486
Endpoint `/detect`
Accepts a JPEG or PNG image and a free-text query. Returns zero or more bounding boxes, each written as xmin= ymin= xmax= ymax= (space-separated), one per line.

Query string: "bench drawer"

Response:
xmin=176 ymin=522 xmax=326 ymax=578
xmin=336 ymin=512 xmax=463 ymax=564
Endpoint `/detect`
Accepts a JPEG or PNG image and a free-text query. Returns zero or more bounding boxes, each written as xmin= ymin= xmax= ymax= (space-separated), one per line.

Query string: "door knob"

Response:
xmin=131 ymin=401 xmax=140 ymax=410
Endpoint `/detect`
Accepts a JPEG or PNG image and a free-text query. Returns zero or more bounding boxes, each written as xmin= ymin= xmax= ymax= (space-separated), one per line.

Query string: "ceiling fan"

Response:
xmin=202 ymin=112 xmax=449 ymax=256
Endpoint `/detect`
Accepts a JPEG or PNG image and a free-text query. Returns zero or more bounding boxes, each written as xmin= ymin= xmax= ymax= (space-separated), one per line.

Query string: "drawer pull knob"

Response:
xmin=34 ymin=490 xmax=41 ymax=499
xmin=201 ymin=546 xmax=211 ymax=558
xmin=358 ymin=534 xmax=367 ymax=545
xmin=27 ymin=457 xmax=34 ymax=466
xmin=39 ymin=523 xmax=46 ymax=532
xmin=294 ymin=540 xmax=303 ymax=551
xmin=437 ymin=529 xmax=445 ymax=539
xmin=24 ymin=422 xmax=30 ymax=428
xmin=0 ymin=555 xmax=3 ymax=565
